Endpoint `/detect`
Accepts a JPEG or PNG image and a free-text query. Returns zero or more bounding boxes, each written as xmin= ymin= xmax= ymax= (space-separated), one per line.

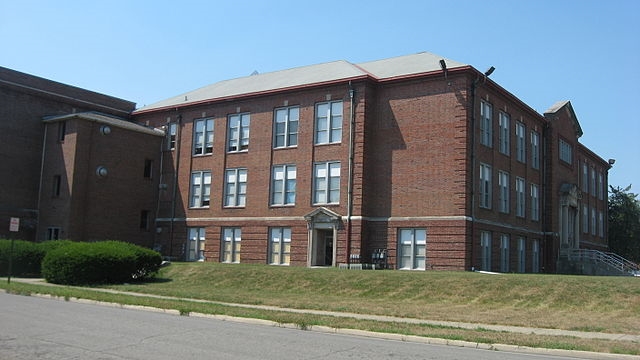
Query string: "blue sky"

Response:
xmin=2 ymin=0 xmax=638 ymax=190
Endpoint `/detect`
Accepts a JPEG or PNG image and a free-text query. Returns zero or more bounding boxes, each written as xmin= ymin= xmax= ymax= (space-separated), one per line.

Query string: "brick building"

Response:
xmin=0 ymin=66 xmax=162 ymax=246
xmin=1 ymin=52 xmax=615 ymax=273
xmin=132 ymin=52 xmax=611 ymax=272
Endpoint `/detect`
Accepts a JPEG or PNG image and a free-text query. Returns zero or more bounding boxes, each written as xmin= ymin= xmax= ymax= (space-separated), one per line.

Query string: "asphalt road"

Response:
xmin=0 ymin=292 xmax=583 ymax=359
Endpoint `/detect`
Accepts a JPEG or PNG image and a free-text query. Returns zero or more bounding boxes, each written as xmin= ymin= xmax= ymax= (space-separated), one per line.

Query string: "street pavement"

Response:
xmin=2 ymin=278 xmax=639 ymax=359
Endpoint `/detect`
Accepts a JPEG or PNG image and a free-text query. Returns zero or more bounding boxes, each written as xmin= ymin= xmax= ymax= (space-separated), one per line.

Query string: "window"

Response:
xmin=498 ymin=112 xmax=510 ymax=155
xmin=559 ymin=138 xmax=572 ymax=164
xmin=274 ymin=106 xmax=299 ymax=148
xmin=193 ymin=118 xmax=214 ymax=155
xmin=590 ymin=167 xmax=596 ymax=196
xmin=591 ymin=207 xmax=597 ymax=235
xmin=222 ymin=228 xmax=241 ymax=263
xmin=531 ymin=131 xmax=540 ymax=169
xmin=187 ymin=227 xmax=206 ymax=261
xmin=140 ymin=210 xmax=150 ymax=230
xmin=500 ymin=234 xmax=510 ymax=273
xmin=532 ymin=239 xmax=540 ymax=273
xmin=479 ymin=163 xmax=492 ymax=209
xmin=480 ymin=101 xmax=493 ymax=147
xmin=189 ymin=171 xmax=211 ymax=208
xmin=498 ymin=171 xmax=510 ymax=214
xmin=228 ymin=113 xmax=250 ymax=152
xmin=269 ymin=227 xmax=291 ymax=265
xmin=530 ymin=183 xmax=540 ymax=221
xmin=480 ymin=231 xmax=492 ymax=271
xmin=271 ymin=165 xmax=296 ymax=206
xmin=224 ymin=168 xmax=247 ymax=207
xmin=398 ymin=228 xmax=426 ymax=270
xmin=582 ymin=162 xmax=589 ymax=192
xmin=582 ymin=205 xmax=589 ymax=234
xmin=167 ymin=123 xmax=177 ymax=150
xmin=516 ymin=177 xmax=525 ymax=218
xmin=52 ymin=175 xmax=61 ymax=197
xmin=315 ymin=101 xmax=342 ymax=144
xmin=598 ymin=172 xmax=604 ymax=200
xmin=143 ymin=159 xmax=153 ymax=179
xmin=517 ymin=237 xmax=526 ymax=273
xmin=313 ymin=162 xmax=340 ymax=204
xmin=515 ymin=122 xmax=525 ymax=163
xmin=598 ymin=211 xmax=604 ymax=238
xmin=57 ymin=121 xmax=66 ymax=142
xmin=46 ymin=227 xmax=60 ymax=240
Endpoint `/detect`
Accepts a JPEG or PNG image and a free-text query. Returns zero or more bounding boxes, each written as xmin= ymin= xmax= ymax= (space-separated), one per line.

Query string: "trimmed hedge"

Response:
xmin=41 ymin=241 xmax=161 ymax=285
xmin=0 ymin=240 xmax=74 ymax=277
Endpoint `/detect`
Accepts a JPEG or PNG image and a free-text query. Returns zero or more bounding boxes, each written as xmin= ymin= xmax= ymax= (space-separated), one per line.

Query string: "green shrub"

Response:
xmin=41 ymin=241 xmax=161 ymax=285
xmin=0 ymin=239 xmax=45 ymax=277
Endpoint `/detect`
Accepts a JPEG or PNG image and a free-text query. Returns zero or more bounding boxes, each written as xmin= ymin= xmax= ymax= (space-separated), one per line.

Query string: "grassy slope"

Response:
xmin=108 ymin=262 xmax=640 ymax=334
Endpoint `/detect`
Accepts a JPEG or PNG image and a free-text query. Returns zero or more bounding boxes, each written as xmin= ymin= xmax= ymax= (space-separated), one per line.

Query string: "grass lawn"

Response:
xmin=3 ymin=262 xmax=639 ymax=355
xmin=107 ymin=262 xmax=640 ymax=334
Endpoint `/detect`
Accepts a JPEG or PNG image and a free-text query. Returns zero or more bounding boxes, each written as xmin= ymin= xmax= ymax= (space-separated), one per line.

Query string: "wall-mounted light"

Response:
xmin=439 ymin=59 xmax=448 ymax=79
xmin=484 ymin=66 xmax=495 ymax=77
xmin=100 ymin=125 xmax=111 ymax=135
xmin=608 ymin=159 xmax=616 ymax=166
xmin=96 ymin=166 xmax=108 ymax=177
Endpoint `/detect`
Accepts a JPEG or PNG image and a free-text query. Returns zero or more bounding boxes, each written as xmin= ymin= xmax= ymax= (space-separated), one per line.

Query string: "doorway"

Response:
xmin=312 ymin=229 xmax=334 ymax=266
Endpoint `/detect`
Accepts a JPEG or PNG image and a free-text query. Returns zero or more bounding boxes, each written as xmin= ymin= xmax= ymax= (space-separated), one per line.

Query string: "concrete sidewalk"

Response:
xmin=6 ymin=277 xmax=639 ymax=344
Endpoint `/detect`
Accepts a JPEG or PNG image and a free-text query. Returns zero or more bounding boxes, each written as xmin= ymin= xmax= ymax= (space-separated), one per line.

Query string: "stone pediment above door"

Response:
xmin=304 ymin=207 xmax=343 ymax=229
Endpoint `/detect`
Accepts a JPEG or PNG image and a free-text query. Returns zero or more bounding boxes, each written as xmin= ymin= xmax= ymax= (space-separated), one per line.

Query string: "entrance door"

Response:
xmin=312 ymin=229 xmax=334 ymax=266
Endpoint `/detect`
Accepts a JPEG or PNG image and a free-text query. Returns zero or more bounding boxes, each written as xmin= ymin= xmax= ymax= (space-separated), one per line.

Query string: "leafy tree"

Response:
xmin=608 ymin=185 xmax=640 ymax=263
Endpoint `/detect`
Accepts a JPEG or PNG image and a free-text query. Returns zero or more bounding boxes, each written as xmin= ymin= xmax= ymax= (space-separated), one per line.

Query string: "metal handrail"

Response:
xmin=561 ymin=248 xmax=639 ymax=274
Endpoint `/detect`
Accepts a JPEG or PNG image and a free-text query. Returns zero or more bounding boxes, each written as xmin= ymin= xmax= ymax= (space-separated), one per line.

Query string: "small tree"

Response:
xmin=608 ymin=185 xmax=640 ymax=263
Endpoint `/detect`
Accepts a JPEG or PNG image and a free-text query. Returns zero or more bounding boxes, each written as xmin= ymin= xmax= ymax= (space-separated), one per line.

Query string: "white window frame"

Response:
xmin=479 ymin=163 xmax=492 ymax=209
xmin=500 ymin=234 xmax=510 ymax=273
xmin=189 ymin=171 xmax=211 ymax=208
xmin=582 ymin=162 xmax=589 ymax=192
xmin=480 ymin=231 xmax=492 ymax=271
xmin=598 ymin=211 xmax=604 ymax=238
xmin=193 ymin=118 xmax=213 ymax=155
xmin=499 ymin=112 xmax=510 ymax=156
xmin=530 ymin=183 xmax=540 ymax=221
xmin=222 ymin=228 xmax=241 ymax=263
xmin=187 ymin=227 xmax=206 ymax=261
xmin=168 ymin=122 xmax=178 ymax=150
xmin=532 ymin=239 xmax=540 ymax=273
xmin=315 ymin=101 xmax=343 ymax=144
xmin=531 ymin=131 xmax=540 ymax=169
xmin=47 ymin=227 xmax=61 ymax=240
xmin=271 ymin=165 xmax=296 ymax=206
xmin=598 ymin=172 xmax=604 ymax=200
xmin=559 ymin=138 xmax=572 ymax=164
xmin=224 ymin=168 xmax=247 ymax=207
xmin=269 ymin=227 xmax=291 ymax=265
xmin=515 ymin=122 xmax=525 ymax=163
xmin=498 ymin=171 xmax=510 ymax=214
xmin=517 ymin=237 xmax=526 ymax=273
xmin=274 ymin=106 xmax=299 ymax=148
xmin=228 ymin=113 xmax=250 ymax=152
xmin=480 ymin=101 xmax=493 ymax=147
xmin=590 ymin=167 xmax=597 ymax=196
xmin=516 ymin=177 xmax=525 ymax=218
xmin=582 ymin=204 xmax=589 ymax=234
xmin=313 ymin=161 xmax=340 ymax=205
xmin=398 ymin=228 xmax=427 ymax=270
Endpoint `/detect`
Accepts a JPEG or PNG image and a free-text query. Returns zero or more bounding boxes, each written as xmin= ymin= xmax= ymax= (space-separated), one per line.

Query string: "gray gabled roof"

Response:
xmin=134 ymin=52 xmax=468 ymax=113
xmin=43 ymin=112 xmax=165 ymax=137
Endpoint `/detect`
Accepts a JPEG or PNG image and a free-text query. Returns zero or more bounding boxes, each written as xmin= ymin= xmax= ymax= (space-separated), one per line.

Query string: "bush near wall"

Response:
xmin=41 ymin=241 xmax=162 ymax=285
xmin=0 ymin=240 xmax=43 ymax=277
xmin=0 ymin=240 xmax=75 ymax=277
